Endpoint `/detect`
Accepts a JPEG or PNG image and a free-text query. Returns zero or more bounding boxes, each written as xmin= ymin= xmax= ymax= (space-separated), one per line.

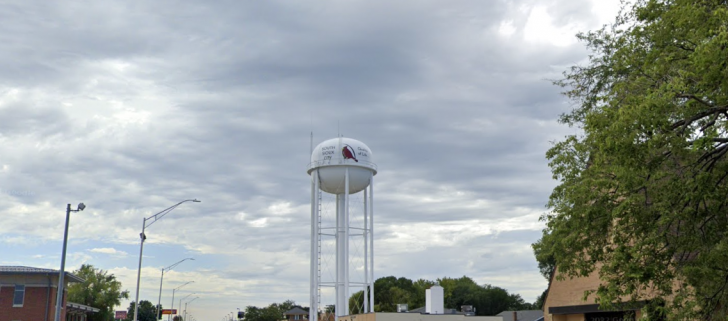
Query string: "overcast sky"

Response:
xmin=0 ymin=1 xmax=620 ymax=320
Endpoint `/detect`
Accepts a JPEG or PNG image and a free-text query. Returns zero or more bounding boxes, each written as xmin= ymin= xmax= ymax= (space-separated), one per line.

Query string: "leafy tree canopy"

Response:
xmin=372 ymin=276 xmax=414 ymax=312
xmin=251 ymin=276 xmax=534 ymax=318
xmin=124 ymin=300 xmax=158 ymax=321
xmin=539 ymin=0 xmax=728 ymax=318
xmin=243 ymin=300 xmax=297 ymax=321
xmin=533 ymin=289 xmax=547 ymax=310
xmin=67 ymin=264 xmax=129 ymax=321
xmin=369 ymin=275 xmax=534 ymax=315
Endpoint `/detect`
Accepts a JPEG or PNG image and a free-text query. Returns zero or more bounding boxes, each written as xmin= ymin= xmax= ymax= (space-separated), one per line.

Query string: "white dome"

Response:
xmin=308 ymin=137 xmax=377 ymax=194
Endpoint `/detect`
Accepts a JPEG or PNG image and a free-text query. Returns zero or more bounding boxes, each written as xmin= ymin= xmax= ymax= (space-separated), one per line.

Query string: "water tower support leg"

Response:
xmin=310 ymin=170 xmax=319 ymax=321
xmin=336 ymin=193 xmax=343 ymax=317
xmin=369 ymin=175 xmax=375 ymax=313
xmin=364 ymin=187 xmax=368 ymax=313
xmin=344 ymin=167 xmax=350 ymax=315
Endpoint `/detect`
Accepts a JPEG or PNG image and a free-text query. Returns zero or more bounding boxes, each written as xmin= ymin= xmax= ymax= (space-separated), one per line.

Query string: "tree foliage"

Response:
xmin=124 ymin=300 xmax=158 ymax=321
xmin=539 ymin=0 xmax=728 ymax=319
xmin=532 ymin=235 xmax=556 ymax=281
xmin=533 ymin=289 xmax=547 ymax=310
xmin=251 ymin=277 xmax=533 ymax=319
xmin=67 ymin=264 xmax=129 ymax=321
xmin=372 ymin=276 xmax=415 ymax=312
xmin=243 ymin=300 xmax=297 ymax=321
xmin=368 ymin=275 xmax=533 ymax=315
xmin=349 ymin=290 xmax=365 ymax=315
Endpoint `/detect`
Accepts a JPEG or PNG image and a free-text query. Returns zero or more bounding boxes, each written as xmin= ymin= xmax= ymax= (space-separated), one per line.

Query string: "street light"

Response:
xmin=170 ymin=283 xmax=194 ymax=321
xmin=133 ymin=199 xmax=200 ymax=321
xmin=157 ymin=258 xmax=194 ymax=319
xmin=183 ymin=296 xmax=199 ymax=321
xmin=54 ymin=203 xmax=86 ymax=321
xmin=179 ymin=292 xmax=197 ymax=317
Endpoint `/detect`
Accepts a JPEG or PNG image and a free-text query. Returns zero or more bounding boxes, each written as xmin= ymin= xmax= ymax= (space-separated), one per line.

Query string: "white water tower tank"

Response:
xmin=308 ymin=136 xmax=377 ymax=321
xmin=308 ymin=137 xmax=377 ymax=194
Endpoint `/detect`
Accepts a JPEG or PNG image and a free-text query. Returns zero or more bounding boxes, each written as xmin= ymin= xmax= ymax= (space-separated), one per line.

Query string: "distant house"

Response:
xmin=284 ymin=306 xmax=309 ymax=321
xmin=0 ymin=266 xmax=99 ymax=321
xmin=495 ymin=310 xmax=543 ymax=321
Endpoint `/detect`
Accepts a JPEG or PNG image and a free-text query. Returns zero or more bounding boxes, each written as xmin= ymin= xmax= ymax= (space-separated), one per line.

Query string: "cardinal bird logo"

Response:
xmin=342 ymin=144 xmax=358 ymax=162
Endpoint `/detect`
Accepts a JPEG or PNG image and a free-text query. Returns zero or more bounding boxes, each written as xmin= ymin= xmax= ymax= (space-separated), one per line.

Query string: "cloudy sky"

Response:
xmin=0 ymin=1 xmax=619 ymax=319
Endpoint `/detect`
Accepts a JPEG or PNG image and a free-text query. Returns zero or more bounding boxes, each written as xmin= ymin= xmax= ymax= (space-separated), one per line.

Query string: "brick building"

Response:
xmin=542 ymin=267 xmax=651 ymax=321
xmin=0 ymin=266 xmax=99 ymax=321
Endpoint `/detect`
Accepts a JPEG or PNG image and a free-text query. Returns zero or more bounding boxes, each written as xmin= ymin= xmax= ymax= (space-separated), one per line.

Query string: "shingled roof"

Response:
xmin=284 ymin=306 xmax=309 ymax=315
xmin=496 ymin=310 xmax=544 ymax=321
xmin=0 ymin=266 xmax=84 ymax=283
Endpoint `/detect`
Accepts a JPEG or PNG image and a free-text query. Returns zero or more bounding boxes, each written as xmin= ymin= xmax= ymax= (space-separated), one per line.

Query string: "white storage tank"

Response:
xmin=426 ymin=285 xmax=444 ymax=314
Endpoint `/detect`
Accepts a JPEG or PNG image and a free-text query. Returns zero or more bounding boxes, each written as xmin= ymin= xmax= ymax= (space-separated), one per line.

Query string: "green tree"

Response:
xmin=541 ymin=0 xmax=728 ymax=319
xmin=67 ymin=264 xmax=129 ymax=321
xmin=436 ymin=277 xmax=529 ymax=315
xmin=124 ymin=300 xmax=157 ymax=321
xmin=472 ymin=284 xmax=516 ymax=316
xmin=531 ymin=234 xmax=555 ymax=281
xmin=365 ymin=276 xmax=535 ymax=315
xmin=531 ymin=235 xmax=553 ymax=311
xmin=242 ymin=306 xmax=265 ymax=321
xmin=506 ymin=293 xmax=536 ymax=310
xmin=438 ymin=276 xmax=479 ymax=310
xmin=533 ymin=289 xmax=547 ymax=310
xmin=348 ymin=290 xmax=365 ymax=315
xmin=410 ymin=279 xmax=436 ymax=309
xmin=373 ymin=276 xmax=414 ymax=312
xmin=243 ymin=300 xmax=297 ymax=321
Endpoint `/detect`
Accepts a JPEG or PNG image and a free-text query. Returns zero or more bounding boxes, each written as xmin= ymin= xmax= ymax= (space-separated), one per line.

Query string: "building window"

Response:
xmin=13 ymin=284 xmax=25 ymax=307
xmin=295 ymin=315 xmax=300 ymax=320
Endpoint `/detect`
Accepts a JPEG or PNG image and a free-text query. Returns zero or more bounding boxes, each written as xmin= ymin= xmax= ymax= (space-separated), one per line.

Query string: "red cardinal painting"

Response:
xmin=342 ymin=145 xmax=358 ymax=162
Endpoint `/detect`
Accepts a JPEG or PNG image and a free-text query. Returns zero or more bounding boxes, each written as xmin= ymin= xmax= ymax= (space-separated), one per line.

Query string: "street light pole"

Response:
xmin=178 ymin=292 xmax=196 ymax=321
xmin=184 ymin=296 xmax=198 ymax=321
xmin=133 ymin=199 xmax=200 ymax=321
xmin=54 ymin=203 xmax=85 ymax=321
xmin=157 ymin=258 xmax=194 ymax=319
xmin=170 ymin=282 xmax=194 ymax=321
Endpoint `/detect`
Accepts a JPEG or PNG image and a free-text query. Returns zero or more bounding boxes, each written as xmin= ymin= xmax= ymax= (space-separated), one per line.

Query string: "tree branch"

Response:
xmin=671 ymin=105 xmax=728 ymax=130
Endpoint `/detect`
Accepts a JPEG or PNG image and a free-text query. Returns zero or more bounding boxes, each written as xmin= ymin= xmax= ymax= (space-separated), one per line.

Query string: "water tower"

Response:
xmin=308 ymin=137 xmax=376 ymax=320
